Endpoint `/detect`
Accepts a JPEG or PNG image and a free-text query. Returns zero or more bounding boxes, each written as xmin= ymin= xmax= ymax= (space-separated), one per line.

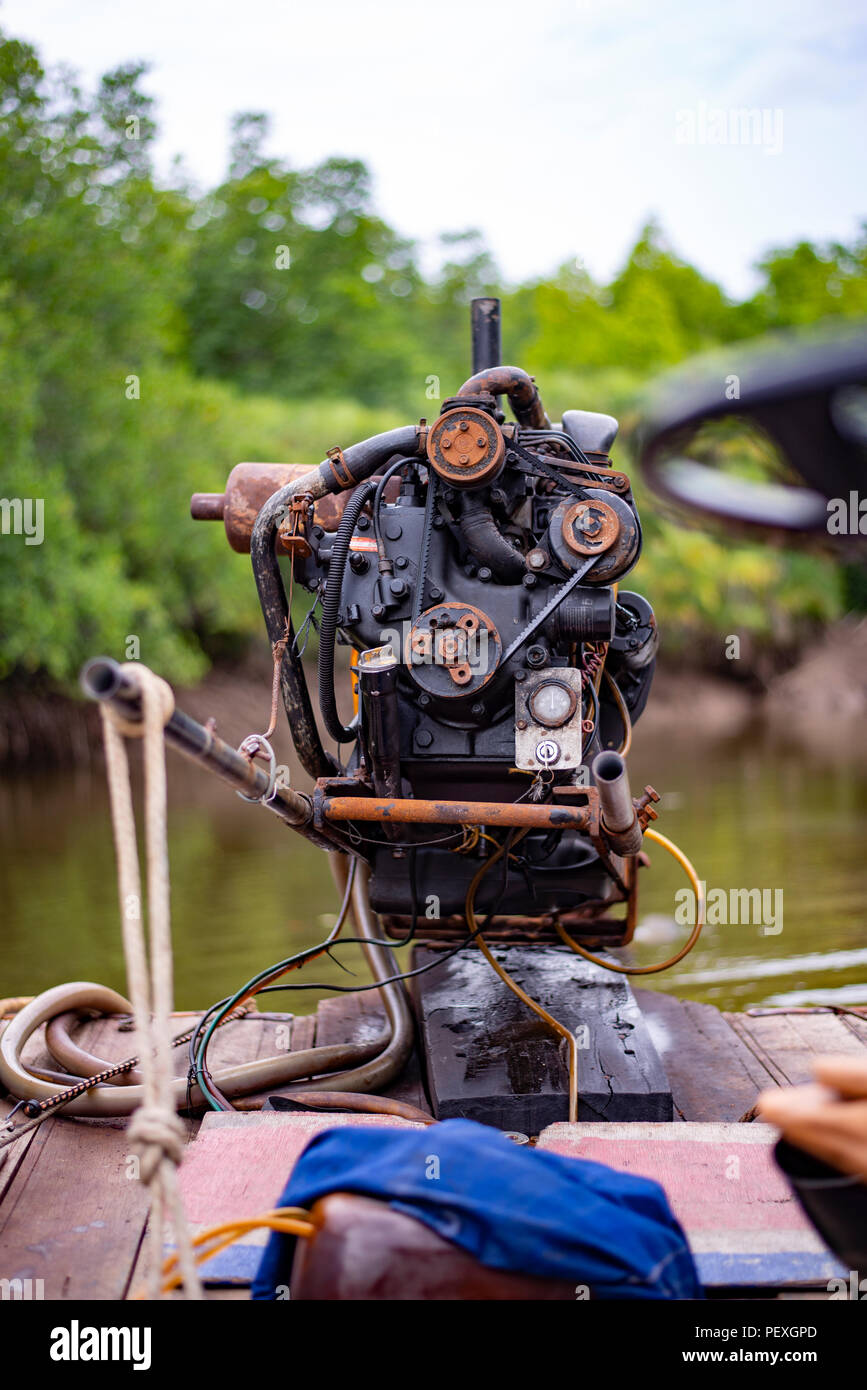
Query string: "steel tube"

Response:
xmin=321 ymin=795 xmax=591 ymax=831
xmin=592 ymin=750 xmax=642 ymax=854
xmin=275 ymin=856 xmax=415 ymax=1096
xmin=0 ymin=983 xmax=387 ymax=1117
xmin=79 ymin=657 xmax=334 ymax=848
xmin=471 ymin=297 xmax=502 ymax=374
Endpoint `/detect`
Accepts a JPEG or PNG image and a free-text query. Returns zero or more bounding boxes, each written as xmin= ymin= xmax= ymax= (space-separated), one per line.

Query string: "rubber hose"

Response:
xmin=318 ymin=481 xmax=377 ymax=743
xmin=459 ymin=492 xmax=526 ymax=582
xmin=250 ymin=426 xmax=421 ymax=776
xmin=233 ymin=1090 xmax=435 ymax=1124
xmin=0 ymin=983 xmax=389 ymax=1116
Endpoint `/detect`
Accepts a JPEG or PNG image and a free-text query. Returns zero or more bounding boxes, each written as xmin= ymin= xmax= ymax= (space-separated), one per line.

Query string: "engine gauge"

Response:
xmin=527 ymin=679 xmax=577 ymax=728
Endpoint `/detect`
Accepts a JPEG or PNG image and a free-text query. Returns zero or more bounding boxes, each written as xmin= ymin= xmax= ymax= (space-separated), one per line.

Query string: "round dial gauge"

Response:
xmin=528 ymin=680 xmax=577 ymax=728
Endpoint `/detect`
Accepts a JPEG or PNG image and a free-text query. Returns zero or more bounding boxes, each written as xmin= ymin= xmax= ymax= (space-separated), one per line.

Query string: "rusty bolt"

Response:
xmin=516 ymin=718 xmax=528 ymax=730
xmin=459 ymin=421 xmax=469 ymax=432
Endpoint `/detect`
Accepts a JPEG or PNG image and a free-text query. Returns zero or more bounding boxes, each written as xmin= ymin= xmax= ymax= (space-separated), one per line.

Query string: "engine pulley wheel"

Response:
xmin=548 ymin=489 xmax=641 ymax=585
xmin=426 ymin=406 xmax=505 ymax=488
xmin=562 ymin=499 xmax=620 ymax=556
xmin=405 ymin=602 xmax=502 ymax=699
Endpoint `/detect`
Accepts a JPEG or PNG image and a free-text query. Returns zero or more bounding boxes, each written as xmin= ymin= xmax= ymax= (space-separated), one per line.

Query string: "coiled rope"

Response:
xmin=99 ymin=662 xmax=203 ymax=1300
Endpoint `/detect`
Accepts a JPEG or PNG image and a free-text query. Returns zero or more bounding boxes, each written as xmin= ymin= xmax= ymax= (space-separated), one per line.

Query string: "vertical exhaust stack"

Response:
xmin=592 ymin=750 xmax=643 ymax=856
xmin=471 ymin=297 xmax=501 ymax=374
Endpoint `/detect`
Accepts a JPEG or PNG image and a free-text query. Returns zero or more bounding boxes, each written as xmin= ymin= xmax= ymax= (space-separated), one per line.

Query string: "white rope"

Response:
xmin=100 ymin=663 xmax=203 ymax=1300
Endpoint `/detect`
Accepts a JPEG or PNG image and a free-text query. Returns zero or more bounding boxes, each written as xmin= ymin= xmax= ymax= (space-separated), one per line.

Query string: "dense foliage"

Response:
xmin=1 ymin=32 xmax=863 ymax=688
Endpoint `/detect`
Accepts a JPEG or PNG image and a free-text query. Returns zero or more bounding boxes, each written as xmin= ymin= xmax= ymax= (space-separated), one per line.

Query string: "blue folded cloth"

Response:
xmin=252 ymin=1118 xmax=701 ymax=1299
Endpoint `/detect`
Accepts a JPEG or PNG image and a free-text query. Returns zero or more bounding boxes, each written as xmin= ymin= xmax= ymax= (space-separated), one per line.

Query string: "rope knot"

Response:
xmin=101 ymin=664 xmax=175 ymax=739
xmin=128 ymin=1105 xmax=186 ymax=1184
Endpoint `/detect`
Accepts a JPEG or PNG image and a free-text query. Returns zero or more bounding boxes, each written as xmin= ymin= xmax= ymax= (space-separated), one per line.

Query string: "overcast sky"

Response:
xmin=3 ymin=0 xmax=865 ymax=297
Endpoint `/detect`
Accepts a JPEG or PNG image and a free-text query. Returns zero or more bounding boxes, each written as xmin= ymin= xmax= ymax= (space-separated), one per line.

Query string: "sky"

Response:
xmin=2 ymin=0 xmax=866 ymax=298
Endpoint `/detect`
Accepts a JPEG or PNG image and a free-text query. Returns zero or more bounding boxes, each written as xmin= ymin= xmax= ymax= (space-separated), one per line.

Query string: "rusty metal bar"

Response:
xmin=321 ymin=795 xmax=592 ymax=831
xmin=80 ymin=657 xmax=335 ymax=849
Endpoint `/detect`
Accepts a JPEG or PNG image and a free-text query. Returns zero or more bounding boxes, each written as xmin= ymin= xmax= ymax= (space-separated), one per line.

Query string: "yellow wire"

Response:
xmin=150 ymin=832 xmax=701 ymax=1295
xmin=556 ymin=827 xmax=705 ymax=975
xmin=465 ymin=834 xmax=580 ymax=1123
xmin=602 ymin=667 xmax=633 ymax=756
xmin=132 ymin=1207 xmax=315 ymax=1298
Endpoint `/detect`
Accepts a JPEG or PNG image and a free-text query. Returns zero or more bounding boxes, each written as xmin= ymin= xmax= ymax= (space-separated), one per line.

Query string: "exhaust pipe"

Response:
xmin=592 ymin=750 xmax=643 ymax=856
xmin=471 ymin=297 xmax=501 ymax=374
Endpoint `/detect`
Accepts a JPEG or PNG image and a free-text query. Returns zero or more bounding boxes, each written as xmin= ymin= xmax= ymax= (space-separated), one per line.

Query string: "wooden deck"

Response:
xmin=1 ymin=989 xmax=866 ymax=1300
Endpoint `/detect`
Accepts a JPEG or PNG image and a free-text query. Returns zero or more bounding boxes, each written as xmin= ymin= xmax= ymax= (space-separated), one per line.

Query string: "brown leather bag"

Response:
xmin=290 ymin=1192 xmax=578 ymax=1301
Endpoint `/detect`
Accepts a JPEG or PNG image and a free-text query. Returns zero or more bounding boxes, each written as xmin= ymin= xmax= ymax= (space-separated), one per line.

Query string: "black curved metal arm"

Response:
xmin=249 ymin=426 xmax=424 ymax=779
xmin=250 ymin=484 xmax=339 ymax=780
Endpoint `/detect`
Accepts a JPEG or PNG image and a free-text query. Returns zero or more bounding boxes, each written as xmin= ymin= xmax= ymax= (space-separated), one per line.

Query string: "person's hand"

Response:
xmin=757 ymin=1055 xmax=867 ymax=1181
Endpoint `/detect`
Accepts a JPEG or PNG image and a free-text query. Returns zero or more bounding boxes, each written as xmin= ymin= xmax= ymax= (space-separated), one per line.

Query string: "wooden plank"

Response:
xmin=0 ymin=1099 xmax=43 ymax=1207
xmin=725 ymin=1009 xmax=867 ymax=1088
xmin=538 ymin=1122 xmax=846 ymax=1289
xmin=413 ymin=945 xmax=672 ymax=1129
xmin=315 ymin=990 xmax=387 ymax=1048
xmin=0 ymin=1016 xmax=164 ymax=1300
xmin=290 ymin=1013 xmax=316 ymax=1052
xmin=635 ymin=990 xmax=776 ymax=1122
xmin=128 ymin=1009 xmax=291 ymax=1296
xmin=839 ymin=1010 xmax=867 ymax=1048
xmin=294 ymin=991 xmax=431 ymax=1114
xmin=174 ymin=1110 xmax=423 ymax=1285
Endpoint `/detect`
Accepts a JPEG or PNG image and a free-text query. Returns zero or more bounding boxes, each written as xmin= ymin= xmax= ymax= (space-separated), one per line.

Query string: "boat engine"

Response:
xmin=192 ymin=299 xmax=660 ymax=946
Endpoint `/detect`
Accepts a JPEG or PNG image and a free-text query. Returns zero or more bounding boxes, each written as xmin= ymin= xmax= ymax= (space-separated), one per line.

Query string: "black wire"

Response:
xmin=190 ymin=829 xmax=518 ymax=1105
xmin=372 ymin=456 xmax=412 ymax=611
xmin=343 ymin=826 xmax=466 ymax=851
xmin=189 ymin=858 xmax=359 ymax=1106
xmin=233 ymin=834 xmax=518 ymax=998
xmin=372 ymin=456 xmax=410 ymax=553
xmin=581 ymin=676 xmax=600 ymax=756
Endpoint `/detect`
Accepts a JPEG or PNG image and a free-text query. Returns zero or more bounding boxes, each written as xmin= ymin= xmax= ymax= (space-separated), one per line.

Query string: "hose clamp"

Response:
xmin=236 ymin=734 xmax=278 ymax=804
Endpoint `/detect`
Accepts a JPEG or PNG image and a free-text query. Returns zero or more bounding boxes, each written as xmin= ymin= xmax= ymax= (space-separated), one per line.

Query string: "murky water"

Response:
xmin=1 ymin=721 xmax=865 ymax=1016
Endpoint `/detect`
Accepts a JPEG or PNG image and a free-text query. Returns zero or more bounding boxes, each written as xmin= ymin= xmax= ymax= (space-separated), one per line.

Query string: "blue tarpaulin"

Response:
xmin=252 ymin=1118 xmax=702 ymax=1299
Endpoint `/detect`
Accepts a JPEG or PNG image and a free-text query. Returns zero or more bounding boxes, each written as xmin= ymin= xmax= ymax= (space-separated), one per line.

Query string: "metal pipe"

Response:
xmin=456 ymin=366 xmax=550 ymax=428
xmin=233 ymin=1090 xmax=434 ymax=1122
xmin=79 ymin=657 xmax=334 ymax=849
xmin=321 ymin=795 xmax=591 ymax=831
xmin=0 ymin=983 xmax=387 ymax=1117
xmin=276 ymin=857 xmax=415 ymax=1096
xmin=189 ymin=492 xmax=225 ymax=521
xmin=591 ymin=750 xmax=642 ymax=855
xmin=471 ymin=297 xmax=501 ymax=374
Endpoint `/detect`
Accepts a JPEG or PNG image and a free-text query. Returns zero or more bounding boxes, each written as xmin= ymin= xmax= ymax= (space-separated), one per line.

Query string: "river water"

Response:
xmin=1 ymin=720 xmax=865 ymax=1016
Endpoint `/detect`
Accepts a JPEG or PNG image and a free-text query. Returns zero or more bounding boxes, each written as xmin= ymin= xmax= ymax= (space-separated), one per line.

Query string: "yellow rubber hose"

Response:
xmin=556 ymin=827 xmax=705 ymax=975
